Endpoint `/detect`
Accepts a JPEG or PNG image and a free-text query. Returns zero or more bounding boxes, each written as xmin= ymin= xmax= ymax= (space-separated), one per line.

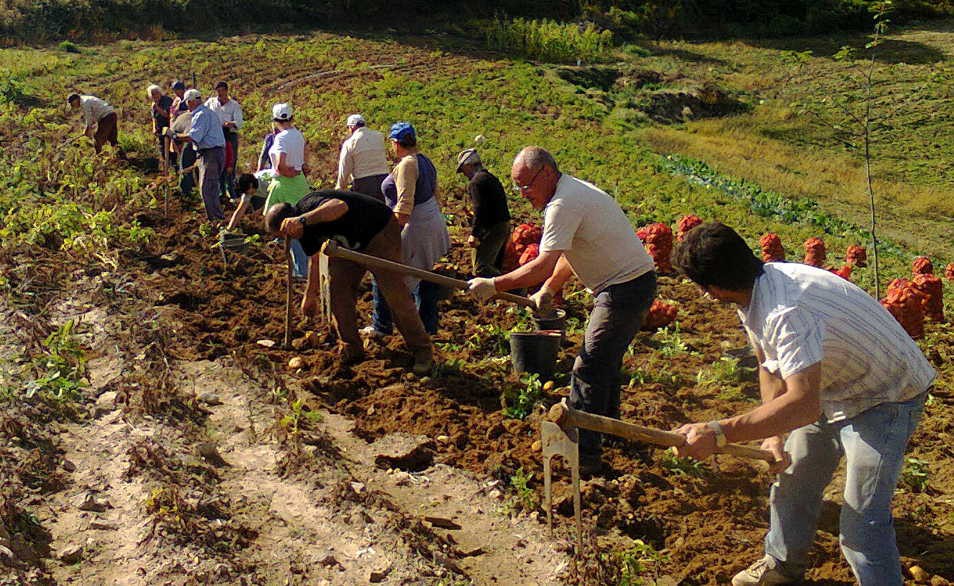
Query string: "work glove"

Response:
xmin=467 ymin=277 xmax=497 ymax=303
xmin=529 ymin=286 xmax=556 ymax=316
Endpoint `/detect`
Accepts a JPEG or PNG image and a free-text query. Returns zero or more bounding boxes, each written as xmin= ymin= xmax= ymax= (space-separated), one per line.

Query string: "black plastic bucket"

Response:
xmin=532 ymin=308 xmax=566 ymax=340
xmin=509 ymin=331 xmax=562 ymax=380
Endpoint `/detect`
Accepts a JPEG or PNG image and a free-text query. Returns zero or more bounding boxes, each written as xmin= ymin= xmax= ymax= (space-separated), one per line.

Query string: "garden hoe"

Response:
xmin=320 ymin=240 xmax=538 ymax=311
xmin=542 ymin=399 xmax=775 ymax=553
xmin=283 ymin=236 xmax=292 ymax=348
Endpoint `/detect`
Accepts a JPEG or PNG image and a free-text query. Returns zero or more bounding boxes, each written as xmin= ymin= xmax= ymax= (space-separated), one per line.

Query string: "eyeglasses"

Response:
xmin=512 ymin=166 xmax=544 ymax=194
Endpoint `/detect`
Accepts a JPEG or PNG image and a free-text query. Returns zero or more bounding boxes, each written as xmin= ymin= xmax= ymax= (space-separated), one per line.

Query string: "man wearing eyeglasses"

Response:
xmin=467 ymin=146 xmax=657 ymax=475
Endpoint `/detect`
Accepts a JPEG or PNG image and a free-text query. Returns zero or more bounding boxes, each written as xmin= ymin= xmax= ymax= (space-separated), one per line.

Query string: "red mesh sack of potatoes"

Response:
xmin=518 ymin=243 xmax=540 ymax=267
xmin=947 ymin=263 xmax=954 ymax=281
xmin=845 ymin=245 xmax=867 ymax=267
xmin=881 ymin=278 xmax=926 ymax=339
xmin=803 ymin=237 xmax=826 ymax=267
xmin=830 ymin=264 xmax=852 ymax=282
xmin=676 ymin=215 xmax=703 ymax=242
xmin=641 ymin=300 xmax=678 ymax=331
xmin=912 ymin=273 xmax=944 ymax=322
xmin=636 ymin=223 xmax=674 ymax=273
xmin=502 ymin=223 xmax=543 ymax=272
xmin=912 ymin=256 xmax=933 ymax=275
xmin=759 ymin=233 xmax=785 ymax=262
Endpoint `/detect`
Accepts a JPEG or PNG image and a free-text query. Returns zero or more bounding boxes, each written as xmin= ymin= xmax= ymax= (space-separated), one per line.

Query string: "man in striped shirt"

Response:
xmin=672 ymin=223 xmax=935 ymax=586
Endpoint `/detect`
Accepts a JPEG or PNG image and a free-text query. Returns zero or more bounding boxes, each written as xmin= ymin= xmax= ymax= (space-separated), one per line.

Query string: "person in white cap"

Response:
xmin=170 ymin=89 xmax=226 ymax=221
xmin=456 ymin=148 xmax=511 ymax=277
xmin=334 ymin=114 xmax=389 ymax=200
xmin=264 ymin=102 xmax=311 ymax=278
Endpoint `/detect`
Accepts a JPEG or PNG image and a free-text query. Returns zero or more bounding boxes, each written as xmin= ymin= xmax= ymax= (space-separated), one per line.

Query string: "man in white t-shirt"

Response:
xmin=334 ymin=114 xmax=389 ymax=199
xmin=671 ymin=222 xmax=935 ymax=586
xmin=467 ymin=146 xmax=657 ymax=474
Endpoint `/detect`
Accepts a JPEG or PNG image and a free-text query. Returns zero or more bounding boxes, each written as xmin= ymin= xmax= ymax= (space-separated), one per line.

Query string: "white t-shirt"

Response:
xmin=269 ymin=128 xmax=305 ymax=172
xmin=740 ymin=262 xmax=935 ymax=421
xmin=540 ymin=174 xmax=654 ymax=294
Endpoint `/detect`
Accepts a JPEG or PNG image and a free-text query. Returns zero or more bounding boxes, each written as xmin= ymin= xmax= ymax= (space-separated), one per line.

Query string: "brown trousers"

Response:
xmin=329 ymin=219 xmax=431 ymax=353
xmin=93 ymin=112 xmax=119 ymax=153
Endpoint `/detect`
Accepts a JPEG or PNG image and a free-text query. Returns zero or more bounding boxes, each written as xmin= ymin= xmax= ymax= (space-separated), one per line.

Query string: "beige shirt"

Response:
xmin=540 ymin=174 xmax=654 ymax=294
xmin=335 ymin=127 xmax=389 ymax=189
xmin=391 ymin=154 xmax=419 ymax=217
xmin=80 ymin=95 xmax=114 ymax=128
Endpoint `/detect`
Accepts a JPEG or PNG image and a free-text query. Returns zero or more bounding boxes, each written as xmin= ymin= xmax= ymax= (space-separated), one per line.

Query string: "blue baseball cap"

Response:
xmin=388 ymin=122 xmax=416 ymax=142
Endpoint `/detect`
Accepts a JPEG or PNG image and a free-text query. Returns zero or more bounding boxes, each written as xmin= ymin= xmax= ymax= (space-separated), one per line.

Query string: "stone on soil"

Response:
xmin=59 ymin=544 xmax=84 ymax=564
xmin=76 ymin=492 xmax=111 ymax=512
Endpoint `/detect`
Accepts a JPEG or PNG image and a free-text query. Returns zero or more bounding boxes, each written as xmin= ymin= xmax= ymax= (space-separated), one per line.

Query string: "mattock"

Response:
xmin=541 ymin=398 xmax=776 ymax=553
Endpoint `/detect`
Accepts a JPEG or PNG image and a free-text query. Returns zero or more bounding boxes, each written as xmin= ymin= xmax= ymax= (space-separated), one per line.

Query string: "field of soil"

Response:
xmin=2 ymin=26 xmax=953 ymax=586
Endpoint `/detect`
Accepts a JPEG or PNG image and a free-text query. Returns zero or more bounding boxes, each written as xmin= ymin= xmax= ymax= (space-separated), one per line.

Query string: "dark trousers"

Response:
xmin=569 ymin=270 xmax=657 ymax=459
xmin=351 ymin=173 xmax=389 ymax=201
xmin=197 ymin=146 xmax=225 ymax=221
xmin=472 ymin=221 xmax=511 ymax=277
xmin=178 ymin=146 xmax=197 ymax=197
xmin=329 ymin=219 xmax=431 ymax=354
xmin=220 ymin=131 xmax=238 ymax=199
xmin=93 ymin=112 xmax=119 ymax=153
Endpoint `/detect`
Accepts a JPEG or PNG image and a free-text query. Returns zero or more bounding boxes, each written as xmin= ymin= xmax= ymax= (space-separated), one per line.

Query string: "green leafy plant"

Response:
xmin=57 ymin=40 xmax=81 ymax=53
xmin=652 ymin=323 xmax=695 ymax=357
xmin=485 ymin=17 xmax=614 ymax=64
xmin=279 ymin=398 xmax=322 ymax=436
xmin=23 ymin=320 xmax=87 ymax=404
xmin=509 ymin=467 xmax=538 ymax=512
xmin=900 ymin=457 xmax=930 ymax=493
xmin=615 ymin=538 xmax=669 ymax=585
xmin=502 ymin=372 xmax=544 ymax=419
xmin=660 ymin=448 xmax=707 ymax=477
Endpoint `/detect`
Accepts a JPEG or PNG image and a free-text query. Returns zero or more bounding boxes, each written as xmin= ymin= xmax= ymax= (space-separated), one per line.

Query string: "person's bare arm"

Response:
xmin=226 ymin=195 xmax=251 ymax=231
xmin=279 ymin=199 xmax=349 ymax=239
xmin=493 ymin=249 xmax=562 ymax=291
xmin=541 ymin=254 xmax=574 ymax=293
xmin=276 ymin=152 xmax=298 ymax=178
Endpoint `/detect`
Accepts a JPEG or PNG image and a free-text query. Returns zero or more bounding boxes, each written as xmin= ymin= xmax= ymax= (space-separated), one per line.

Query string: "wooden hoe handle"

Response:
xmin=321 ymin=240 xmax=536 ymax=309
xmin=547 ymin=401 xmax=776 ymax=463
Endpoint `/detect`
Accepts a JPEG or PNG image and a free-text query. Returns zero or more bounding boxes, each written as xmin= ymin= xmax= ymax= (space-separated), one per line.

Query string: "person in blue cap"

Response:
xmin=361 ymin=122 xmax=450 ymax=339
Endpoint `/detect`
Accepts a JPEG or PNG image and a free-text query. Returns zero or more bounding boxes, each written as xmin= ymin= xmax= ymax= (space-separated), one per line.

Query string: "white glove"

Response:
xmin=467 ymin=277 xmax=497 ymax=303
xmin=529 ymin=286 xmax=556 ymax=316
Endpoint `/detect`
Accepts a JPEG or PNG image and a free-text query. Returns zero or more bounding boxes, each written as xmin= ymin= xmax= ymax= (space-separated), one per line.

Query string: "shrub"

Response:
xmin=485 ymin=17 xmax=614 ymax=64
xmin=57 ymin=40 xmax=80 ymax=53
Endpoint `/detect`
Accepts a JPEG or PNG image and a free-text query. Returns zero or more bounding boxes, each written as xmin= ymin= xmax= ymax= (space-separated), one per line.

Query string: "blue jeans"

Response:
xmin=290 ymin=239 xmax=308 ymax=279
xmin=568 ymin=271 xmax=656 ymax=459
xmin=765 ymin=392 xmax=927 ymax=585
xmin=371 ymin=279 xmax=439 ymax=335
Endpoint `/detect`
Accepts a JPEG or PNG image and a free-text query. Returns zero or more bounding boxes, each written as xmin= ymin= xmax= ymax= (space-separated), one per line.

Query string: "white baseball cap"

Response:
xmin=456 ymin=148 xmax=481 ymax=171
xmin=272 ymin=103 xmax=293 ymax=121
xmin=346 ymin=114 xmax=365 ymax=127
xmin=183 ymin=89 xmax=202 ymax=102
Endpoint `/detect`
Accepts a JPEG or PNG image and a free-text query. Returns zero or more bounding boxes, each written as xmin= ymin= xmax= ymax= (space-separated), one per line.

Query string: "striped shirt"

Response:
xmin=740 ymin=262 xmax=935 ymax=421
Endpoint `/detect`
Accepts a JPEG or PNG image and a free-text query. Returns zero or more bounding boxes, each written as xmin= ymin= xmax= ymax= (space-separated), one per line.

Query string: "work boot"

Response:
xmin=411 ymin=348 xmax=433 ymax=376
xmin=732 ymin=556 xmax=800 ymax=586
xmin=339 ymin=343 xmax=366 ymax=366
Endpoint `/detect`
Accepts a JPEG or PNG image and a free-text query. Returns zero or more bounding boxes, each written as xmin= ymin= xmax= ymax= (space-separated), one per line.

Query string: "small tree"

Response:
xmin=784 ymin=1 xmax=901 ymax=298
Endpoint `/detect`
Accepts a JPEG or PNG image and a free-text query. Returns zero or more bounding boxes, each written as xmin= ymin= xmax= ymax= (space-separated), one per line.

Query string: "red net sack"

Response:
xmin=946 ymin=263 xmax=954 ymax=281
xmin=641 ymin=300 xmax=678 ymax=331
xmin=676 ymin=215 xmax=703 ymax=242
xmin=881 ymin=278 xmax=926 ymax=339
xmin=502 ymin=222 xmax=542 ymax=272
xmin=803 ymin=237 xmax=826 ymax=267
xmin=845 ymin=245 xmax=867 ymax=267
xmin=636 ymin=223 xmax=674 ymax=273
xmin=518 ymin=243 xmax=540 ymax=266
xmin=912 ymin=273 xmax=944 ymax=322
xmin=912 ymin=256 xmax=934 ymax=275
xmin=759 ymin=233 xmax=785 ymax=262
xmin=830 ymin=264 xmax=852 ymax=282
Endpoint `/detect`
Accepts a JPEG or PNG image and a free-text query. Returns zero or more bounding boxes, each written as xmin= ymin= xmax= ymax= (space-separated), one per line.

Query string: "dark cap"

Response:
xmin=214 ymin=81 xmax=228 ymax=90
xmin=171 ymin=80 xmax=186 ymax=91
xmin=67 ymin=93 xmax=80 ymax=103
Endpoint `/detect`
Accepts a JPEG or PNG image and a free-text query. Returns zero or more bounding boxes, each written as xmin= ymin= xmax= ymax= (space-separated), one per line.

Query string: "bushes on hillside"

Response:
xmin=485 ymin=17 xmax=614 ymax=63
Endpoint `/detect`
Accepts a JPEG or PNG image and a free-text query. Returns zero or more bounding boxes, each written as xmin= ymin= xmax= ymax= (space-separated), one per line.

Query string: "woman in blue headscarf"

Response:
xmin=363 ymin=122 xmax=450 ymax=337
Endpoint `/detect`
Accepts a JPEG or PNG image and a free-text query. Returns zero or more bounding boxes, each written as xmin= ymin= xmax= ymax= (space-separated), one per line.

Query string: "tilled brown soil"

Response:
xmin=124 ymin=191 xmax=954 ymax=584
